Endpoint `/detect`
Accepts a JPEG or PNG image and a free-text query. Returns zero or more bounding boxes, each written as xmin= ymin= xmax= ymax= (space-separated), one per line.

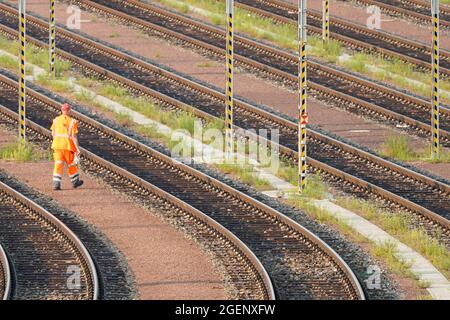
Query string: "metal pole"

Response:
xmin=299 ymin=0 xmax=307 ymax=192
xmin=431 ymin=0 xmax=440 ymax=158
xmin=225 ymin=0 xmax=234 ymax=160
xmin=323 ymin=0 xmax=330 ymax=42
xmin=18 ymin=0 xmax=26 ymax=141
xmin=49 ymin=0 xmax=56 ymax=77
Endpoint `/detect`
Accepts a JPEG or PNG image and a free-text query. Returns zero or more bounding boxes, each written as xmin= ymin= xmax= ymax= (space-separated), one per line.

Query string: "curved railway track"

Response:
xmin=0 ymin=180 xmax=98 ymax=300
xmin=58 ymin=0 xmax=450 ymax=147
xmin=232 ymin=0 xmax=450 ymax=78
xmin=0 ymin=72 xmax=365 ymax=300
xmin=349 ymin=0 xmax=450 ymax=28
xmin=0 ymin=242 xmax=11 ymax=300
xmin=0 ymin=3 xmax=448 ymax=236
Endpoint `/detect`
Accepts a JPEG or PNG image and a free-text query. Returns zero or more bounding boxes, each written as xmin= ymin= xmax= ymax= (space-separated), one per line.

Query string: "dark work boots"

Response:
xmin=53 ymin=178 xmax=84 ymax=190
xmin=72 ymin=179 xmax=84 ymax=189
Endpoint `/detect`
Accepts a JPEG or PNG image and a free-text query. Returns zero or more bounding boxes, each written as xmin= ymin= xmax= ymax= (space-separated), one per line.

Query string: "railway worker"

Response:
xmin=51 ymin=103 xmax=84 ymax=190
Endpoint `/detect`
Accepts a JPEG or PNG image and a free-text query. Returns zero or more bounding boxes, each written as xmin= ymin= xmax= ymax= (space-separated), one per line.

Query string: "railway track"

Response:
xmin=0 ymin=242 xmax=11 ymax=300
xmin=348 ymin=0 xmax=450 ymax=28
xmin=0 ymin=72 xmax=365 ymax=300
xmin=0 ymin=3 xmax=448 ymax=238
xmin=59 ymin=0 xmax=450 ymax=148
xmin=232 ymin=0 xmax=450 ymax=78
xmin=0 ymin=179 xmax=98 ymax=300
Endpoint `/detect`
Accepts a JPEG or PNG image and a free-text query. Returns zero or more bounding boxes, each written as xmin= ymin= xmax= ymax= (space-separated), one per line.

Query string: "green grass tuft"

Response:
xmin=343 ymin=53 xmax=367 ymax=73
xmin=176 ymin=113 xmax=197 ymax=135
xmin=100 ymin=84 xmax=128 ymax=98
xmin=0 ymin=140 xmax=49 ymax=162
xmin=280 ymin=171 xmax=327 ymax=199
xmin=0 ymin=54 xmax=18 ymax=70
xmin=336 ymin=196 xmax=450 ymax=278
xmin=277 ymin=163 xmax=297 ymax=185
xmin=0 ymin=35 xmax=72 ymax=77
xmin=309 ymin=38 xmax=343 ymax=63
xmin=109 ymin=32 xmax=120 ymax=38
xmin=75 ymin=89 xmax=95 ymax=103
xmin=35 ymin=74 xmax=72 ymax=92
xmin=300 ymin=173 xmax=328 ymax=199
xmin=380 ymin=135 xmax=420 ymax=162
xmin=136 ymin=124 xmax=169 ymax=142
xmin=197 ymin=61 xmax=214 ymax=68
xmin=115 ymin=112 xmax=135 ymax=127
xmin=371 ymin=240 xmax=414 ymax=278
xmin=215 ymin=163 xmax=272 ymax=190
xmin=380 ymin=134 xmax=450 ymax=163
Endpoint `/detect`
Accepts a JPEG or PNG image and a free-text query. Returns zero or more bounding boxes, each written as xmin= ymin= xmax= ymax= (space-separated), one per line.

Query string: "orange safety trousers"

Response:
xmin=53 ymin=149 xmax=79 ymax=185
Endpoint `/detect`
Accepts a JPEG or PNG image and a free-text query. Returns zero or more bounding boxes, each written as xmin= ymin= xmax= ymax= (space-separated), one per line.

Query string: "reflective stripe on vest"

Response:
xmin=52 ymin=116 xmax=77 ymax=151
xmin=68 ymin=119 xmax=76 ymax=138
xmin=54 ymin=134 xmax=70 ymax=138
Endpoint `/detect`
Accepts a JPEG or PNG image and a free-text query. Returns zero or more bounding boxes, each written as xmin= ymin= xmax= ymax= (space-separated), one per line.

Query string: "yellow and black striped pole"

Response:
xmin=323 ymin=0 xmax=330 ymax=42
xmin=18 ymin=0 xmax=26 ymax=141
xmin=431 ymin=0 xmax=440 ymax=158
xmin=298 ymin=0 xmax=307 ymax=192
xmin=49 ymin=0 xmax=56 ymax=78
xmin=225 ymin=0 xmax=234 ymax=160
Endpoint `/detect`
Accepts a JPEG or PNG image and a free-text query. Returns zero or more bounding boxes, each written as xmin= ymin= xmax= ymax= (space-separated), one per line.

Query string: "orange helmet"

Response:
xmin=61 ymin=103 xmax=71 ymax=112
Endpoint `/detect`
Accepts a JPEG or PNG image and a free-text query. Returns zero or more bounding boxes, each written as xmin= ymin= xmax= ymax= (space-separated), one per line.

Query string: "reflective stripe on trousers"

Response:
xmin=53 ymin=149 xmax=79 ymax=182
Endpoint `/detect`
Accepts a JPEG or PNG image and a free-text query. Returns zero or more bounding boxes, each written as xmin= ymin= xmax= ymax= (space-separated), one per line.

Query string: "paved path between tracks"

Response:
xmin=63 ymin=64 xmax=450 ymax=299
xmin=0 ymin=135 xmax=228 ymax=300
xmin=260 ymin=176 xmax=450 ymax=300
xmin=2 ymin=50 xmax=448 ymax=299
xmin=313 ymin=200 xmax=450 ymax=300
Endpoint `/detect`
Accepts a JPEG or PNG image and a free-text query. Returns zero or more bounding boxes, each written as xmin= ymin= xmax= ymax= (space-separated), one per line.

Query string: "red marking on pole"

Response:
xmin=300 ymin=113 xmax=309 ymax=125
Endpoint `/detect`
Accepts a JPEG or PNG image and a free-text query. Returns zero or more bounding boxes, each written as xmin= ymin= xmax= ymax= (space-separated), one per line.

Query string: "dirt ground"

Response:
xmin=0 ymin=130 xmax=227 ymax=300
xmin=5 ymin=0 xmax=449 ymax=180
xmin=297 ymin=0 xmax=450 ymax=49
xmin=12 ymin=0 xmax=409 ymax=149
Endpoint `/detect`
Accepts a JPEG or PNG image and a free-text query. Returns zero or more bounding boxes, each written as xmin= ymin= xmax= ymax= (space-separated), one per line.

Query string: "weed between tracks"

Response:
xmin=0 ymin=54 xmax=18 ymax=70
xmin=214 ymin=163 xmax=272 ymax=190
xmin=0 ymin=30 xmax=448 ymax=296
xmin=36 ymin=74 xmax=73 ymax=93
xmin=197 ymin=61 xmax=215 ymax=68
xmin=0 ymin=36 xmax=72 ymax=77
xmin=283 ymin=173 xmax=449 ymax=285
xmin=158 ymin=0 xmax=298 ymax=50
xmin=289 ymin=191 xmax=449 ymax=294
xmin=0 ymin=140 xmax=51 ymax=162
xmin=380 ymin=135 xmax=450 ymax=163
xmin=371 ymin=240 xmax=415 ymax=278
xmin=286 ymin=192 xmax=435 ymax=297
xmin=336 ymin=197 xmax=450 ymax=279
xmin=380 ymin=135 xmax=421 ymax=162
xmin=154 ymin=0 xmax=450 ymax=104
xmin=74 ymin=88 xmax=96 ymax=103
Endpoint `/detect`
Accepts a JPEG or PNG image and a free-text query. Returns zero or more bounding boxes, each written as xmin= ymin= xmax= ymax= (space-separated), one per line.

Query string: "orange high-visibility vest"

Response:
xmin=51 ymin=115 xmax=79 ymax=151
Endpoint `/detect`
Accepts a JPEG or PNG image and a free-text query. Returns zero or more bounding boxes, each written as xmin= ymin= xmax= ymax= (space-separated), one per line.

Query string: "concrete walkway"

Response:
xmin=259 ymin=168 xmax=450 ymax=299
xmin=313 ymin=200 xmax=450 ymax=300
xmin=2 ymin=50 xmax=448 ymax=299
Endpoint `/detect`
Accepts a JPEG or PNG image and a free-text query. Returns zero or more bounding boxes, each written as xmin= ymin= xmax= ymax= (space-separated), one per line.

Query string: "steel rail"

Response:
xmin=58 ymin=0 xmax=450 ymax=147
xmin=0 ymin=5 xmax=447 ymax=231
xmin=232 ymin=0 xmax=450 ymax=78
xmin=0 ymin=179 xmax=99 ymax=300
xmin=0 ymin=242 xmax=11 ymax=300
xmin=348 ymin=0 xmax=450 ymax=28
xmin=0 ymin=72 xmax=365 ymax=300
